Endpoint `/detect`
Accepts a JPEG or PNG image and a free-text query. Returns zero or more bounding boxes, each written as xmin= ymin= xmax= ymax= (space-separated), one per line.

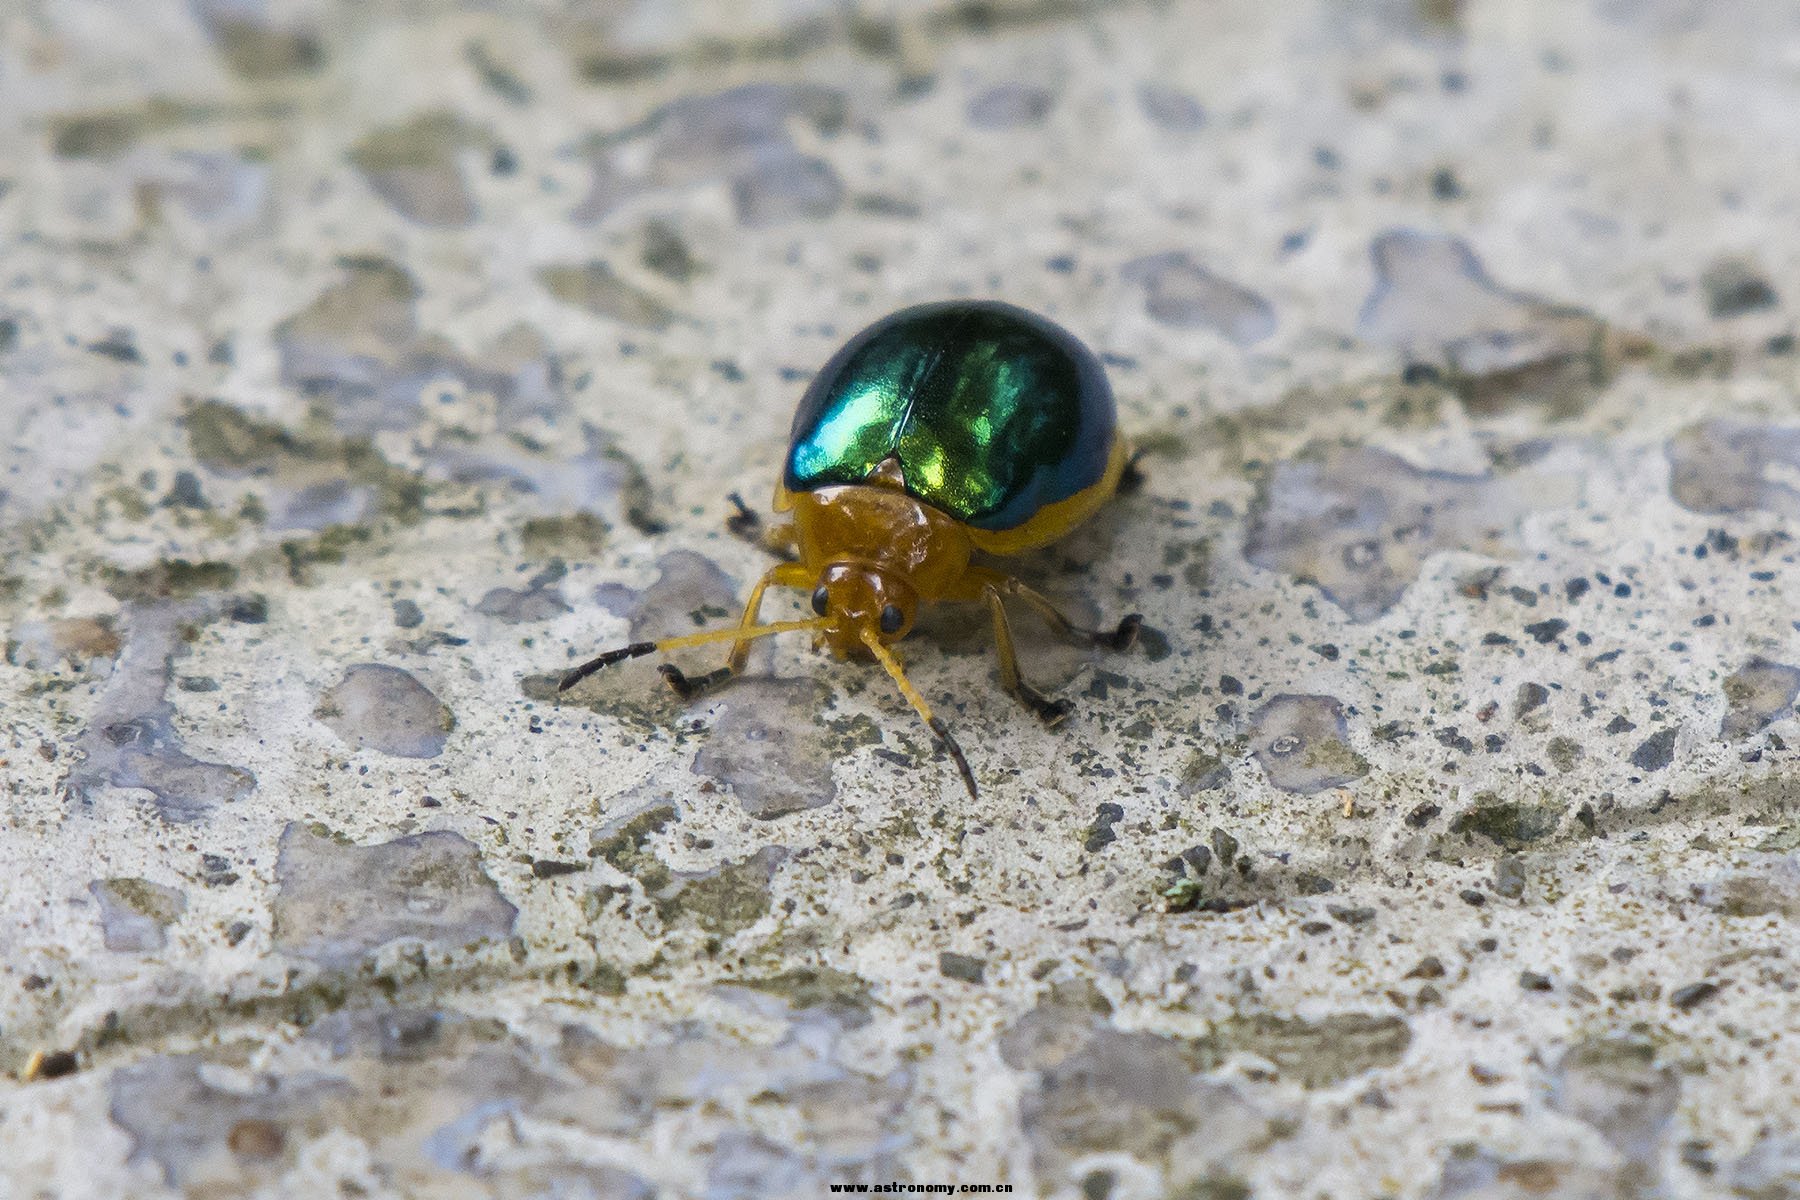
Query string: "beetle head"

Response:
xmin=811 ymin=563 xmax=917 ymax=658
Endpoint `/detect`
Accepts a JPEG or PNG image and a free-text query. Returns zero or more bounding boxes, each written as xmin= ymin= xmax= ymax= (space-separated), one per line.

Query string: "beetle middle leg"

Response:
xmin=965 ymin=570 xmax=1142 ymax=652
xmin=726 ymin=492 xmax=798 ymax=563
xmin=983 ymin=584 xmax=1075 ymax=726
xmin=659 ymin=561 xmax=813 ymax=700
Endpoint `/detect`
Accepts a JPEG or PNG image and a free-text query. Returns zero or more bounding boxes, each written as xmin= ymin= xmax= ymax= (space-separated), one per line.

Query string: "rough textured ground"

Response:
xmin=3 ymin=1 xmax=1799 ymax=1197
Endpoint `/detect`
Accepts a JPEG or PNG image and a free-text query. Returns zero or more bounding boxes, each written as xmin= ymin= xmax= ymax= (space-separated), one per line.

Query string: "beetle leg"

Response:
xmin=1116 ymin=445 xmax=1150 ymax=496
xmin=956 ymin=570 xmax=1141 ymax=652
xmin=997 ymin=575 xmax=1142 ymax=652
xmin=984 ymin=585 xmax=1074 ymax=726
xmin=660 ymin=561 xmax=812 ymax=700
xmin=726 ymin=492 xmax=798 ymax=562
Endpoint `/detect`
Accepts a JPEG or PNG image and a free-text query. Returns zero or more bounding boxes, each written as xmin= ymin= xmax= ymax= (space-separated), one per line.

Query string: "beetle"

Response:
xmin=559 ymin=299 xmax=1143 ymax=798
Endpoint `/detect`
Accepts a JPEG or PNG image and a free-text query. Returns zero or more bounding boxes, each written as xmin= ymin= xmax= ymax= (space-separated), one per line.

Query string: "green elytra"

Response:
xmin=784 ymin=300 xmax=1118 ymax=534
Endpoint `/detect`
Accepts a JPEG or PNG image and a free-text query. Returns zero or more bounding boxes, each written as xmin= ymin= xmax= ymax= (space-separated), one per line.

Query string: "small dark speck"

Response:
xmin=1459 ymin=888 xmax=1486 ymax=906
xmin=1670 ymin=980 xmax=1720 ymax=1010
xmin=778 ymin=367 xmax=812 ymax=383
xmin=1084 ymin=801 xmax=1125 ymax=852
xmin=1767 ymin=333 xmax=1795 ymax=355
xmin=224 ymin=920 xmax=252 ymax=945
xmin=1310 ymin=643 xmax=1339 ymax=660
xmin=228 ymin=594 xmax=269 ymax=624
xmin=160 ymin=471 xmax=208 ymax=510
xmin=1280 ymin=230 xmax=1310 ymax=255
xmin=1614 ymin=583 xmax=1631 ymax=597
xmin=1406 ymin=802 xmax=1441 ymax=828
xmin=1604 ymin=715 xmax=1637 ymax=734
xmin=1045 ymin=255 xmax=1076 ymax=273
xmin=1630 ymin=727 xmax=1677 ymax=772
xmin=1692 ymin=614 xmax=1715 ymax=627
xmin=1441 ymin=70 xmax=1468 ymax=92
xmin=1313 ymin=146 xmax=1341 ymax=169
xmin=1564 ymin=578 xmax=1590 ymax=602
xmin=1219 ymin=674 xmax=1243 ymax=695
xmin=1430 ymin=167 xmax=1463 ymax=200
xmin=0 ymin=318 xmax=18 ymax=353
xmin=32 ymin=1051 xmax=79 ymax=1080
xmin=465 ymin=41 xmax=534 ymax=105
xmin=1402 ymin=362 xmax=1441 ymax=384
xmin=710 ymin=359 xmax=745 ymax=382
xmin=531 ymin=859 xmax=587 ymax=879
xmin=1099 ymin=352 xmax=1138 ymax=370
xmin=939 ymin=951 xmax=986 ymax=984
xmin=392 ymin=599 xmax=424 ymax=628
xmin=1519 ymin=971 xmax=1553 ymax=992
xmin=87 ymin=333 xmax=142 ymax=363
xmin=1703 ymin=261 xmax=1779 ymax=319
xmin=1524 ymin=619 xmax=1567 ymax=644
xmin=490 ymin=146 xmax=518 ymax=176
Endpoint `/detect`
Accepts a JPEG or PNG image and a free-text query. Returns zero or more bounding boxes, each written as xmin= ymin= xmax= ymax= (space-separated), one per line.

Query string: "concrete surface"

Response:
xmin=3 ymin=1 xmax=1799 ymax=1197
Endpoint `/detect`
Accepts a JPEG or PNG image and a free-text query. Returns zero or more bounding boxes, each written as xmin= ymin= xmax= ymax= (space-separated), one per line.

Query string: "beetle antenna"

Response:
xmin=559 ymin=617 xmax=827 ymax=692
xmin=861 ymin=629 xmax=978 ymax=800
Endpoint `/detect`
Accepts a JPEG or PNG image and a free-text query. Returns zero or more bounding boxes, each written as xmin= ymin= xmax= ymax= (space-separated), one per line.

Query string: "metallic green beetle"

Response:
xmin=562 ymin=300 xmax=1142 ymax=798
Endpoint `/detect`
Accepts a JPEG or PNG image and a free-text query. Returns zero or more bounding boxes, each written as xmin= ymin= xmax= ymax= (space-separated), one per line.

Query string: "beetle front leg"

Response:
xmin=660 ymin=561 xmax=813 ymax=700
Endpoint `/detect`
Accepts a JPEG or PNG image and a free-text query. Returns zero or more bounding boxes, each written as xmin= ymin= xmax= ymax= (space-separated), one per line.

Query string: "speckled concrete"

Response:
xmin=3 ymin=1 xmax=1800 ymax=1197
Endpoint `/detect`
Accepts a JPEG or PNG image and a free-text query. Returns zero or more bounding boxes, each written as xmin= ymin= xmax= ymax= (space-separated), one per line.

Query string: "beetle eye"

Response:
xmin=879 ymin=604 xmax=904 ymax=634
xmin=811 ymin=586 xmax=830 ymax=616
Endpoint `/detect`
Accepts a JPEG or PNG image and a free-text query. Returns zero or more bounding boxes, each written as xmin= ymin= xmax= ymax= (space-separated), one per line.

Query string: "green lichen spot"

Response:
xmin=825 ymin=712 xmax=883 ymax=755
xmin=186 ymin=400 xmax=298 ymax=472
xmin=737 ymin=966 xmax=873 ymax=1013
xmin=1302 ymin=737 xmax=1369 ymax=780
xmin=656 ymin=857 xmax=772 ymax=935
xmin=212 ymin=20 xmax=325 ymax=78
xmin=1547 ymin=736 xmax=1583 ymax=772
xmin=1209 ymin=1012 xmax=1411 ymax=1089
xmin=1169 ymin=1176 xmax=1253 ymax=1200
xmin=105 ymin=558 xmax=239 ymax=601
xmin=1450 ymin=793 xmax=1563 ymax=849
xmin=520 ymin=512 xmax=608 ymax=558
xmin=103 ymin=487 xmax=152 ymax=522
xmin=102 ymin=877 xmax=186 ymax=926
xmin=350 ymin=112 xmax=478 ymax=173
xmin=573 ymin=958 xmax=628 ymax=996
xmin=50 ymin=102 xmax=182 ymax=161
xmin=591 ymin=805 xmax=677 ymax=892
xmin=537 ymin=263 xmax=676 ymax=329
xmin=281 ymin=525 xmax=372 ymax=583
